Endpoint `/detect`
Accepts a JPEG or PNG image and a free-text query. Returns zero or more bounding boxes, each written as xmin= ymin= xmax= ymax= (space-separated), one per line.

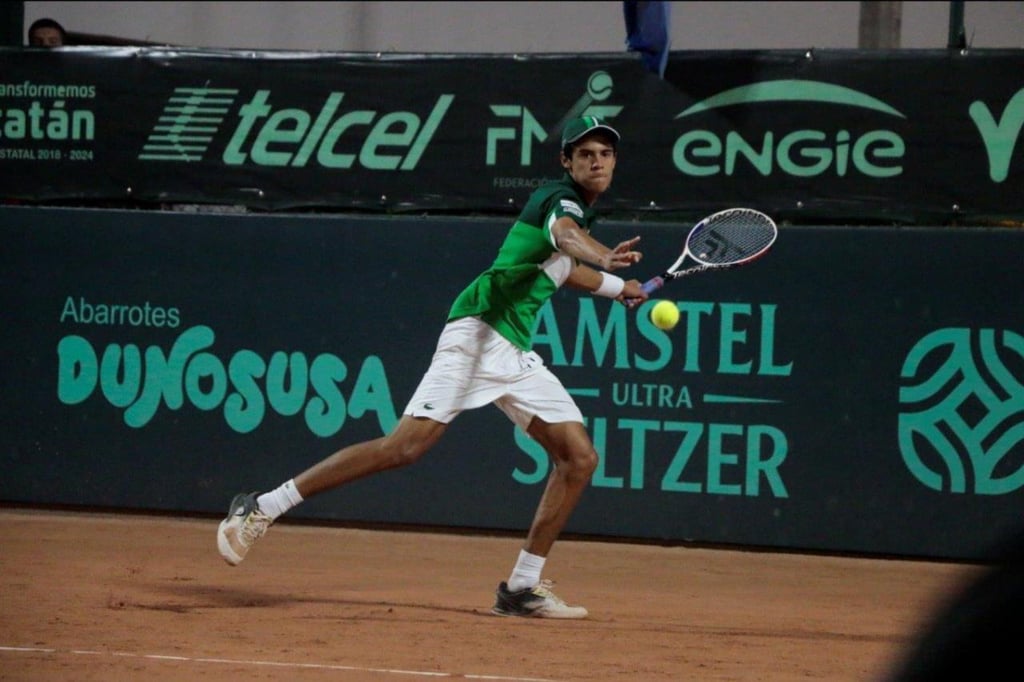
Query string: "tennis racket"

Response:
xmin=639 ymin=207 xmax=777 ymax=295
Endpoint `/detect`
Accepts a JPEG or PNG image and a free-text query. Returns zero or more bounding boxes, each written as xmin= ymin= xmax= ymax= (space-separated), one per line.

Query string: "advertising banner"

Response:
xmin=2 ymin=206 xmax=1022 ymax=561
xmin=1 ymin=48 xmax=1022 ymax=223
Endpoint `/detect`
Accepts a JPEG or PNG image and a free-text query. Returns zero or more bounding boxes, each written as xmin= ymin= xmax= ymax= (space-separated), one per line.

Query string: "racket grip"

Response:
xmin=641 ymin=277 xmax=665 ymax=294
xmin=625 ymin=276 xmax=664 ymax=306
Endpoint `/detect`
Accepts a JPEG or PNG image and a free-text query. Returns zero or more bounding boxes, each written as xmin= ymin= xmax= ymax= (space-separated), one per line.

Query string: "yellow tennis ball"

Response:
xmin=650 ymin=300 xmax=679 ymax=331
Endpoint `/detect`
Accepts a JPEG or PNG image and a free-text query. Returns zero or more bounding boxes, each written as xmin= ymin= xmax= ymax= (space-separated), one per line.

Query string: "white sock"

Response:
xmin=256 ymin=479 xmax=304 ymax=521
xmin=506 ymin=549 xmax=546 ymax=592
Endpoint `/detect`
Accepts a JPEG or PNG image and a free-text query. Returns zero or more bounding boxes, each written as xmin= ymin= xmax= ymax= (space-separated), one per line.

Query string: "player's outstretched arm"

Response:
xmin=550 ymin=216 xmax=642 ymax=272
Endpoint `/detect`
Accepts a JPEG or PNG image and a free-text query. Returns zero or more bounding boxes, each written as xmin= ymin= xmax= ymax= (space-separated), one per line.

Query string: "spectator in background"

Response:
xmin=28 ymin=18 xmax=67 ymax=47
xmin=624 ymin=1 xmax=671 ymax=78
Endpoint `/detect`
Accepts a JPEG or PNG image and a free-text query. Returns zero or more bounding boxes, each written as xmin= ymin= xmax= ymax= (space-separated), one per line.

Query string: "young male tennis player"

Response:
xmin=218 ymin=116 xmax=647 ymax=619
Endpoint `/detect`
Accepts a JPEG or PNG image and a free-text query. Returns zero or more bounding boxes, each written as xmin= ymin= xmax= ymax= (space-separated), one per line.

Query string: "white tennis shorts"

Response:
xmin=403 ymin=316 xmax=583 ymax=431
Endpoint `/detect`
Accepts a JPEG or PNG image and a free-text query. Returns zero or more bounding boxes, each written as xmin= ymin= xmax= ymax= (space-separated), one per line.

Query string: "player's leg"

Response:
xmin=218 ymin=415 xmax=447 ymax=566
xmin=492 ymin=418 xmax=597 ymax=619
xmin=520 ymin=419 xmax=598 ymax=558
xmin=217 ymin=319 xmax=477 ymax=567
xmin=293 ymin=415 xmax=448 ymax=497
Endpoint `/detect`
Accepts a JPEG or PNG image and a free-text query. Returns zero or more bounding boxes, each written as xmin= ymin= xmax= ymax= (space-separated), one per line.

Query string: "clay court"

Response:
xmin=0 ymin=507 xmax=976 ymax=681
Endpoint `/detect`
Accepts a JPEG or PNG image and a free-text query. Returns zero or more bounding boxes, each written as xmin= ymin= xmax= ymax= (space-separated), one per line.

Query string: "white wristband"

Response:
xmin=595 ymin=271 xmax=625 ymax=298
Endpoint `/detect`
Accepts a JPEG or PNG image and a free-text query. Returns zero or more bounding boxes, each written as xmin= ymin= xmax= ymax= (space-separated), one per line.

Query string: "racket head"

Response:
xmin=685 ymin=208 xmax=777 ymax=268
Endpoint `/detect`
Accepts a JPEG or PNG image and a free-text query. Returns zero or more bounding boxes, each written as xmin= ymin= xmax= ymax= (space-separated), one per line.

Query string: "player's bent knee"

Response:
xmin=564 ymin=447 xmax=598 ymax=480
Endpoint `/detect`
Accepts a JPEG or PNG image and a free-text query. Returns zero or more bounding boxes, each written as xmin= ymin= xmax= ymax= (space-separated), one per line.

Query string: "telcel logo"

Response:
xmin=141 ymin=87 xmax=453 ymax=170
xmin=223 ymin=90 xmax=453 ymax=169
xmin=672 ymin=79 xmax=906 ymax=178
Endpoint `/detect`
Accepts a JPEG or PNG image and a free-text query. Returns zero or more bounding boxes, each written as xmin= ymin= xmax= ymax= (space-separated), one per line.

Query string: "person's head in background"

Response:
xmin=28 ymin=18 xmax=67 ymax=47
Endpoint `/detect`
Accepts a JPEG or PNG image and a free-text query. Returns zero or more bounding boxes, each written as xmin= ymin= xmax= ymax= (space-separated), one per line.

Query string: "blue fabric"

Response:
xmin=623 ymin=0 xmax=671 ymax=78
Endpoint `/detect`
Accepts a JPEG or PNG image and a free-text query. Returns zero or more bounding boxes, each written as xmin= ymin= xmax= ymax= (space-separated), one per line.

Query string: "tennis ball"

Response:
xmin=650 ymin=300 xmax=679 ymax=331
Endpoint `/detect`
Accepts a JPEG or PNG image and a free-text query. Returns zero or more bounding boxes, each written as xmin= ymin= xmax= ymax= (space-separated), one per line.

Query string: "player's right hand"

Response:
xmin=618 ymin=279 xmax=648 ymax=308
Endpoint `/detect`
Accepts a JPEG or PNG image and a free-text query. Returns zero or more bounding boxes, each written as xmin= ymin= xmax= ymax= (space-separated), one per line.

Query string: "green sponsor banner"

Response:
xmin=0 ymin=48 xmax=1022 ymax=222
xmin=2 ymin=206 xmax=1022 ymax=560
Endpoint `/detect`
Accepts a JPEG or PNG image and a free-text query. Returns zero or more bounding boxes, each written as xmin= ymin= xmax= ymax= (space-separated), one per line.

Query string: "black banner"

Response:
xmin=2 ymin=206 xmax=1023 ymax=561
xmin=1 ymin=47 xmax=1022 ymax=223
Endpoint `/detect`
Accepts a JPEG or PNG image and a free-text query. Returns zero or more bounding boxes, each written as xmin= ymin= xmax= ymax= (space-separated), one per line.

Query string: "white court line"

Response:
xmin=0 ymin=646 xmax=557 ymax=681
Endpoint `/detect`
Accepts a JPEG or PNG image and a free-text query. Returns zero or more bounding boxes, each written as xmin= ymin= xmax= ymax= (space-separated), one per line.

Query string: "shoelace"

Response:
xmin=532 ymin=580 xmax=567 ymax=605
xmin=239 ymin=511 xmax=272 ymax=544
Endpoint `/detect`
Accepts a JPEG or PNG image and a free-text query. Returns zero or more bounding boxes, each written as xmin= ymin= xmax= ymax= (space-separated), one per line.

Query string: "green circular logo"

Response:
xmin=898 ymin=328 xmax=1024 ymax=494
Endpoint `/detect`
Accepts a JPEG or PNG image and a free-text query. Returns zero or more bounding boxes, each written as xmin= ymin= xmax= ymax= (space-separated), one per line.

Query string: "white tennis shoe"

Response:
xmin=217 ymin=491 xmax=272 ymax=566
xmin=491 ymin=579 xmax=588 ymax=619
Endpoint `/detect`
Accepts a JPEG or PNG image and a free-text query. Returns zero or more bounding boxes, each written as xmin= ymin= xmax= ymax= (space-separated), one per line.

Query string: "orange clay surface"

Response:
xmin=0 ymin=508 xmax=977 ymax=681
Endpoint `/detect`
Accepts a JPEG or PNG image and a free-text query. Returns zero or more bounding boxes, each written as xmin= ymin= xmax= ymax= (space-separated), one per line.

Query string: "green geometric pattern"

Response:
xmin=898 ymin=328 xmax=1024 ymax=494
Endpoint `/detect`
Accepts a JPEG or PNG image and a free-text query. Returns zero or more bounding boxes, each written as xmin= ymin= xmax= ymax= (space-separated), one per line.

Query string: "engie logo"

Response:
xmin=672 ymin=79 xmax=906 ymax=179
xmin=898 ymin=328 xmax=1024 ymax=495
xmin=138 ymin=86 xmax=453 ymax=169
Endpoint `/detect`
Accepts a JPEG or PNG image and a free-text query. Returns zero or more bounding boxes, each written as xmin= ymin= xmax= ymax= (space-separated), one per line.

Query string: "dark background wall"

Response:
xmin=3 ymin=206 xmax=1021 ymax=561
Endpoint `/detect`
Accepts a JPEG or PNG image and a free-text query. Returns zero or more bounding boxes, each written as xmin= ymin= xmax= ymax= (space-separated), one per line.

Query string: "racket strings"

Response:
xmin=688 ymin=210 xmax=776 ymax=265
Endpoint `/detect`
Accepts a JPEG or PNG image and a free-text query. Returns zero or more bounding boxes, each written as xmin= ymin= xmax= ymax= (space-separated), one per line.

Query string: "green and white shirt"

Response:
xmin=448 ymin=174 xmax=598 ymax=350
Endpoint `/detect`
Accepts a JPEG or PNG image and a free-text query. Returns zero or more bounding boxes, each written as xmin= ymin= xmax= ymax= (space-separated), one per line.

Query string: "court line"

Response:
xmin=0 ymin=646 xmax=557 ymax=681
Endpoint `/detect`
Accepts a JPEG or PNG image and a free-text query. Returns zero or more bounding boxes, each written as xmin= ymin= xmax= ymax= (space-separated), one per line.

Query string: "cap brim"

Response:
xmin=564 ymin=124 xmax=620 ymax=145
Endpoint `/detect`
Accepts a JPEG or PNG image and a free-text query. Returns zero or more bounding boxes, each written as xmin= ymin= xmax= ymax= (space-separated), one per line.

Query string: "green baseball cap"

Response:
xmin=561 ymin=116 xmax=620 ymax=147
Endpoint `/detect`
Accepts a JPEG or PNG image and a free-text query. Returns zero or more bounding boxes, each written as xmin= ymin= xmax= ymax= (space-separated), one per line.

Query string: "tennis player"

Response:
xmin=218 ymin=116 xmax=647 ymax=619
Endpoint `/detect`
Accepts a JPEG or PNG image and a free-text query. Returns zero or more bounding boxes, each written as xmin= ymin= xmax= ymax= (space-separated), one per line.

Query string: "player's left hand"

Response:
xmin=605 ymin=236 xmax=642 ymax=270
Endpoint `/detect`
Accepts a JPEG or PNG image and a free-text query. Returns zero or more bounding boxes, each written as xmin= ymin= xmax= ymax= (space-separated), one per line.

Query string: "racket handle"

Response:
xmin=641 ymin=276 xmax=665 ymax=294
xmin=624 ymin=276 xmax=664 ymax=307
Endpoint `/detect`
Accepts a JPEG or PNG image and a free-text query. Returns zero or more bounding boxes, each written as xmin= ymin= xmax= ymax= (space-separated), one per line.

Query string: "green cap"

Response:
xmin=560 ymin=116 xmax=620 ymax=147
